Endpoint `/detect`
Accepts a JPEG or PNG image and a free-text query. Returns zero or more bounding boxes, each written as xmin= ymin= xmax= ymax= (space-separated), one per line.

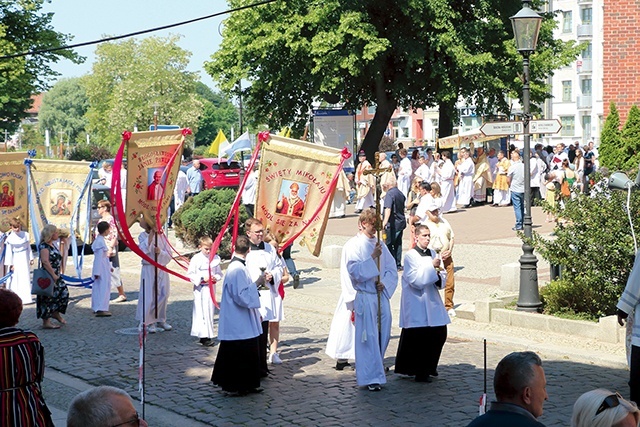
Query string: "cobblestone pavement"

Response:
xmin=17 ymin=203 xmax=629 ymax=426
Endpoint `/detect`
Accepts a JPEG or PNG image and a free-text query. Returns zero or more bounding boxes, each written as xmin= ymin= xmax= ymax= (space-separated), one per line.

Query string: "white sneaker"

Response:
xmin=147 ymin=324 xmax=157 ymax=334
xmin=447 ymin=308 xmax=457 ymax=318
xmin=270 ymin=353 xmax=283 ymax=365
xmin=157 ymin=322 xmax=172 ymax=331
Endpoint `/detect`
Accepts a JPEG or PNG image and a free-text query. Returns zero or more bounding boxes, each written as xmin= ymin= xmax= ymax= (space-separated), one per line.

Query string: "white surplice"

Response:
xmin=188 ymin=252 xmax=223 ymax=339
xmin=325 ymin=247 xmax=357 ymax=361
xmin=4 ymin=230 xmax=34 ymax=304
xmin=343 ymin=233 xmax=398 ymax=386
xmin=437 ymin=159 xmax=457 ymax=213
xmin=136 ymin=231 xmax=172 ymax=325
xmin=245 ymin=242 xmax=284 ymax=322
xmin=456 ymin=157 xmax=475 ymax=206
xmin=218 ymin=257 xmax=262 ymax=340
xmin=398 ymin=157 xmax=412 ymax=198
xmin=91 ymin=235 xmax=112 ymax=312
xmin=174 ymin=169 xmax=188 ymax=211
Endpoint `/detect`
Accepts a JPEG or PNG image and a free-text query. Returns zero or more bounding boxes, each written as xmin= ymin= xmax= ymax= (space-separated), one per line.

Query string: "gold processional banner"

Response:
xmin=0 ymin=152 xmax=29 ymax=232
xmin=125 ymin=130 xmax=184 ymax=229
xmin=256 ymin=135 xmax=343 ymax=257
xmin=30 ymin=159 xmax=92 ymax=240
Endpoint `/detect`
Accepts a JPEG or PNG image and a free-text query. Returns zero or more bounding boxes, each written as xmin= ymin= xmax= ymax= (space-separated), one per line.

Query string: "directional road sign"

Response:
xmin=480 ymin=121 xmax=523 ymax=136
xmin=530 ymin=119 xmax=562 ymax=134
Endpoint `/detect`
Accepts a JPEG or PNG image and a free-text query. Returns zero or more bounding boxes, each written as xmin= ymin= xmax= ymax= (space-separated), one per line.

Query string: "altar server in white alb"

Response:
xmin=3 ymin=216 xmax=34 ymax=304
xmin=211 ymin=235 xmax=263 ymax=395
xmin=325 ymin=244 xmax=357 ymax=371
xmin=136 ymin=218 xmax=172 ymax=333
xmin=91 ymin=221 xmax=112 ymax=317
xmin=188 ymin=236 xmax=222 ymax=347
xmin=244 ymin=218 xmax=284 ymax=372
xmin=395 ymin=224 xmax=450 ymax=383
xmin=343 ymin=209 xmax=398 ymax=391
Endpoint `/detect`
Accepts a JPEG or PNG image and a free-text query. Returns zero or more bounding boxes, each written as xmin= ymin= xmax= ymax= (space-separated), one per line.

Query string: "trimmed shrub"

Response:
xmin=171 ymin=188 xmax=247 ymax=259
xmin=532 ymin=183 xmax=640 ymax=320
xmin=67 ymin=144 xmax=113 ymax=162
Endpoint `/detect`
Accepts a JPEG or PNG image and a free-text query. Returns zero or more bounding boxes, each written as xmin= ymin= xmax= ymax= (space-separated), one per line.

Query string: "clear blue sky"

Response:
xmin=42 ymin=0 xmax=226 ymax=89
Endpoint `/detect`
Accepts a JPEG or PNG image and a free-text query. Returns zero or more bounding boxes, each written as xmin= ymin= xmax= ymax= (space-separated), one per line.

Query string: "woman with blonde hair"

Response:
xmin=572 ymin=389 xmax=640 ymax=427
xmin=37 ymin=224 xmax=69 ymax=329
xmin=4 ymin=216 xmax=34 ymax=304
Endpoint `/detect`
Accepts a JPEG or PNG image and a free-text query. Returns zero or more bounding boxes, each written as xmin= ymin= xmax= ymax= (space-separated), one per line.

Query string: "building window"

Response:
xmin=562 ymin=11 xmax=572 ymax=33
xmin=560 ymin=116 xmax=575 ymax=136
xmin=582 ymin=42 xmax=592 ymax=59
xmin=582 ymin=115 xmax=592 ymax=140
xmin=562 ymin=81 xmax=572 ymax=102
xmin=581 ymin=8 xmax=592 ymax=25
xmin=581 ymin=79 xmax=592 ymax=95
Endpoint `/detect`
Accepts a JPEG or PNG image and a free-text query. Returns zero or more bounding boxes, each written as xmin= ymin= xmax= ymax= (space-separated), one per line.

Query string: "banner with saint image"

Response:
xmin=255 ymin=135 xmax=347 ymax=256
xmin=29 ymin=159 xmax=93 ymax=239
xmin=125 ymin=129 xmax=185 ymax=229
xmin=0 ymin=152 xmax=29 ymax=232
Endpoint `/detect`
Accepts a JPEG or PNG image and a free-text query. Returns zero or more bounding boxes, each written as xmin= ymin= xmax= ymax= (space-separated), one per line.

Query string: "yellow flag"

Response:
xmin=208 ymin=130 xmax=228 ymax=156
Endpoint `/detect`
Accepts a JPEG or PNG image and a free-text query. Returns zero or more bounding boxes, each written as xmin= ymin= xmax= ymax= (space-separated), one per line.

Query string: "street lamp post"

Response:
xmin=511 ymin=0 xmax=543 ymax=312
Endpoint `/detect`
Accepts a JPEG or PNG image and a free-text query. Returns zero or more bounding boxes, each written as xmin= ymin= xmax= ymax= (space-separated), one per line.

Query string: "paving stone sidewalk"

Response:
xmin=21 ymin=203 xmax=629 ymax=426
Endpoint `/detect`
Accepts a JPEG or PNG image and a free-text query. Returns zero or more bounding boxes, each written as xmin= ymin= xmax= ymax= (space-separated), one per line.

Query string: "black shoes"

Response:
xmin=367 ymin=383 xmax=382 ymax=391
xmin=293 ymin=274 xmax=300 ymax=289
xmin=335 ymin=361 xmax=353 ymax=371
xmin=415 ymin=375 xmax=433 ymax=383
xmin=199 ymin=338 xmax=216 ymax=347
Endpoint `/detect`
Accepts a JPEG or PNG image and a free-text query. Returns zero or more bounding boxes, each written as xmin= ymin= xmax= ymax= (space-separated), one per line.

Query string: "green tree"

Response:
xmin=19 ymin=123 xmax=44 ymax=148
xmin=83 ymin=35 xmax=202 ymax=147
xmin=38 ymin=77 xmax=88 ymax=144
xmin=599 ymin=103 xmax=623 ymax=170
xmin=193 ymin=82 xmax=238 ymax=147
xmin=0 ymin=1 xmax=82 ymax=132
xmin=621 ymin=105 xmax=640 ymax=171
xmin=206 ymin=0 xmax=579 ymax=163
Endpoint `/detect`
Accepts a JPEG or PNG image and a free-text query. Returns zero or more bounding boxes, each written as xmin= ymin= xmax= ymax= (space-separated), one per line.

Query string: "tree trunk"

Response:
xmin=438 ymin=99 xmax=456 ymax=140
xmin=360 ymin=82 xmax=398 ymax=166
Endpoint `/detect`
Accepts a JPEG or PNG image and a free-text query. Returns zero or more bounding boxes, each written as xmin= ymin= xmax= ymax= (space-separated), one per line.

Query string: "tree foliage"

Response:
xmin=206 ymin=0 xmax=580 ymax=164
xmin=193 ymin=82 xmax=239 ymax=147
xmin=83 ymin=35 xmax=203 ymax=147
xmin=532 ymin=185 xmax=639 ymax=320
xmin=621 ymin=105 xmax=640 ymax=171
xmin=38 ymin=77 xmax=88 ymax=143
xmin=599 ymin=103 xmax=626 ymax=172
xmin=0 ymin=0 xmax=82 ymax=132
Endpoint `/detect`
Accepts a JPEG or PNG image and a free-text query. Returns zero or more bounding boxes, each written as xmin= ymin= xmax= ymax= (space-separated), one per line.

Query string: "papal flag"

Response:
xmin=125 ymin=129 xmax=185 ymax=229
xmin=208 ymin=129 xmax=228 ymax=156
xmin=255 ymin=135 xmax=349 ymax=256
xmin=0 ymin=152 xmax=29 ymax=232
xmin=29 ymin=159 xmax=93 ymax=241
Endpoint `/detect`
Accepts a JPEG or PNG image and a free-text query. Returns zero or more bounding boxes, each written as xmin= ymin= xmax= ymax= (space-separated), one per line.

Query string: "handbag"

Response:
xmin=31 ymin=255 xmax=55 ymax=298
xmin=560 ymin=179 xmax=571 ymax=197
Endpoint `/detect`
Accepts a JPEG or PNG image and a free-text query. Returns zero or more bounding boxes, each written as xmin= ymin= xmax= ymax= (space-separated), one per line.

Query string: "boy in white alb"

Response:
xmin=188 ymin=237 xmax=222 ymax=347
xmin=91 ymin=221 xmax=113 ymax=317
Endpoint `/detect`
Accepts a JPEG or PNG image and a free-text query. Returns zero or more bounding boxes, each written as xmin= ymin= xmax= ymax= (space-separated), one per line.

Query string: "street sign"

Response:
xmin=480 ymin=121 xmax=523 ymax=136
xmin=530 ymin=119 xmax=562 ymax=134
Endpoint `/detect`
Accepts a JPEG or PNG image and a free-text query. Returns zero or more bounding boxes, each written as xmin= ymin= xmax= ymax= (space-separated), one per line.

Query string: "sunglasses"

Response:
xmin=595 ymin=392 xmax=622 ymax=416
xmin=111 ymin=412 xmax=141 ymax=427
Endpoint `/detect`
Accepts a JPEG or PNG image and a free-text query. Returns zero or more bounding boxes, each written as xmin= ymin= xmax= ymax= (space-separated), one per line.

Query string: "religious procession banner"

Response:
xmin=256 ymin=135 xmax=349 ymax=256
xmin=0 ymin=152 xmax=29 ymax=232
xmin=29 ymin=159 xmax=93 ymax=240
xmin=124 ymin=129 xmax=185 ymax=229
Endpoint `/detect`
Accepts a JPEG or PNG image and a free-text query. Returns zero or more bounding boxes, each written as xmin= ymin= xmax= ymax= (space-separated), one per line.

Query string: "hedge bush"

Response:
xmin=171 ymin=188 xmax=246 ymax=259
xmin=532 ymin=180 xmax=640 ymax=320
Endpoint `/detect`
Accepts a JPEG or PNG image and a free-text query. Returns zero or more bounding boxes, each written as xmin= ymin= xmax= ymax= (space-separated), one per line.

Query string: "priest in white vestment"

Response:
xmin=437 ymin=152 xmax=457 ymax=213
xmin=456 ymin=147 xmax=475 ymax=207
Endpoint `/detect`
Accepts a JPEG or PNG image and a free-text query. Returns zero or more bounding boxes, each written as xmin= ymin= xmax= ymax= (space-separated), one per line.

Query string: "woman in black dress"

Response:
xmin=37 ymin=224 xmax=69 ymax=329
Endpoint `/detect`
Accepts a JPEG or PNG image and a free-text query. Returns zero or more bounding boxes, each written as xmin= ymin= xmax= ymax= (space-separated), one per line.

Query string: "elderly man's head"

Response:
xmin=67 ymin=386 xmax=147 ymax=427
xmin=494 ymin=351 xmax=548 ymax=419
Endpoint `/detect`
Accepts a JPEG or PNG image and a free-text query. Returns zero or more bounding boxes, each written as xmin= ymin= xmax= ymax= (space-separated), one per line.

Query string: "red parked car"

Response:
xmin=193 ymin=158 xmax=242 ymax=189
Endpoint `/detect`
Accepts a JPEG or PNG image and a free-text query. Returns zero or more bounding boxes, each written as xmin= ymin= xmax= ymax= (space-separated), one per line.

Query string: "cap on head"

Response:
xmin=358 ymin=150 xmax=366 ymax=157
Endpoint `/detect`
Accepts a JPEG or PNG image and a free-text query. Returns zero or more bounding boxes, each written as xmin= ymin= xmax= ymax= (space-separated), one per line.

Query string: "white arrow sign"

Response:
xmin=530 ymin=119 xmax=562 ymax=134
xmin=480 ymin=121 xmax=524 ymax=136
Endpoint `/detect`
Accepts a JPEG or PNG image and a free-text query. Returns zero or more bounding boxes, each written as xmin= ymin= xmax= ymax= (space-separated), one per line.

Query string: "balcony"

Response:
xmin=577 ymin=59 xmax=593 ymax=74
xmin=577 ymin=96 xmax=593 ymax=109
xmin=577 ymin=24 xmax=593 ymax=38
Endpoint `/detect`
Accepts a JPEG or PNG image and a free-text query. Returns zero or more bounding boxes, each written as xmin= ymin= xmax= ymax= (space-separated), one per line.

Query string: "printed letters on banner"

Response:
xmin=255 ymin=135 xmax=343 ymax=256
xmin=29 ymin=159 xmax=91 ymax=239
xmin=0 ymin=152 xmax=29 ymax=232
xmin=125 ymin=130 xmax=184 ymax=229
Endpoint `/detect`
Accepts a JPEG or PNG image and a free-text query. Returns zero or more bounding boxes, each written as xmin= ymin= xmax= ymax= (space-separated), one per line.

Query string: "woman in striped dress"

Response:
xmin=0 ymin=288 xmax=54 ymax=426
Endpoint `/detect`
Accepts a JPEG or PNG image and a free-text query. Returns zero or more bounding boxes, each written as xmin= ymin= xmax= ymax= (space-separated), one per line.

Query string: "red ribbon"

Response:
xmin=258 ymin=131 xmax=271 ymax=143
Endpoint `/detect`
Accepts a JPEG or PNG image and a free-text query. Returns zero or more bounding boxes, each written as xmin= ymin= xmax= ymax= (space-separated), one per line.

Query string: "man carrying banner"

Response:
xmin=342 ymin=209 xmax=398 ymax=391
xmin=244 ymin=218 xmax=284 ymax=373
